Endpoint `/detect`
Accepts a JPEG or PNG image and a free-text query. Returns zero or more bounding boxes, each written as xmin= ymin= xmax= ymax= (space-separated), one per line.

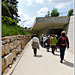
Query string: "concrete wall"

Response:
xmin=1 ymin=35 xmax=31 ymax=74
xmin=36 ymin=16 xmax=69 ymax=23
xmin=38 ymin=27 xmax=48 ymax=38
xmin=32 ymin=16 xmax=70 ymax=31
xmin=64 ymin=16 xmax=74 ymax=53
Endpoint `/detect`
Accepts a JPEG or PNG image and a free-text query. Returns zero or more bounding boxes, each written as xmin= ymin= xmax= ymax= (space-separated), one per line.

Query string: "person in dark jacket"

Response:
xmin=45 ymin=35 xmax=50 ymax=52
xmin=57 ymin=31 xmax=69 ymax=63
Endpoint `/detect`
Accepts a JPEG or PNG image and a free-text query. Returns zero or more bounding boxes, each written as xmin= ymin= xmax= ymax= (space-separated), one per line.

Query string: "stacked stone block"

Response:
xmin=1 ymin=35 xmax=31 ymax=73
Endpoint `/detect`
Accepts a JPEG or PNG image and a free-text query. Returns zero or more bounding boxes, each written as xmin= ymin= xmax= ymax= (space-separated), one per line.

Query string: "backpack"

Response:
xmin=61 ymin=36 xmax=67 ymax=46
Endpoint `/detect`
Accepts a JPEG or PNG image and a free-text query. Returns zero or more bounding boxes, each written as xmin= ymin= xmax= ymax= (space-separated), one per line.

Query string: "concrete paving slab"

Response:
xmin=12 ymin=41 xmax=74 ymax=75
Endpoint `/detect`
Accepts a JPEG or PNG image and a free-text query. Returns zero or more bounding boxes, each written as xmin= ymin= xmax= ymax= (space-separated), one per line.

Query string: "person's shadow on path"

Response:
xmin=54 ymin=54 xmax=60 ymax=56
xmin=47 ymin=51 xmax=60 ymax=56
xmin=63 ymin=59 xmax=74 ymax=67
xmin=34 ymin=55 xmax=42 ymax=58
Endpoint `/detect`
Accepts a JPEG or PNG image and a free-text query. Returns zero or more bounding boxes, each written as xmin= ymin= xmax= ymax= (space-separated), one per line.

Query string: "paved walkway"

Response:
xmin=12 ymin=41 xmax=74 ymax=75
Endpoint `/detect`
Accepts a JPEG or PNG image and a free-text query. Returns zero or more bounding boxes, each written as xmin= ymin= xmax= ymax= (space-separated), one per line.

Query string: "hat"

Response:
xmin=61 ymin=31 xmax=66 ymax=35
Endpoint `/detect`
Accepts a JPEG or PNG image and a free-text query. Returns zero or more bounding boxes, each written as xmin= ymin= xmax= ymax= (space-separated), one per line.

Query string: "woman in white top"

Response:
xmin=31 ymin=34 xmax=40 ymax=56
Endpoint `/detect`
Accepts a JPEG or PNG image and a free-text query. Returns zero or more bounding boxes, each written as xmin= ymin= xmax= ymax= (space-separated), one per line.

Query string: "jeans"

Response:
xmin=40 ymin=41 xmax=43 ymax=47
xmin=60 ymin=48 xmax=66 ymax=61
xmin=43 ymin=42 xmax=46 ymax=48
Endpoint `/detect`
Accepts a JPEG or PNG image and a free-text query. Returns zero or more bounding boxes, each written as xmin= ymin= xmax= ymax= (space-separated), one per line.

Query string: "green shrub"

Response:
xmin=51 ymin=8 xmax=60 ymax=17
xmin=67 ymin=9 xmax=73 ymax=16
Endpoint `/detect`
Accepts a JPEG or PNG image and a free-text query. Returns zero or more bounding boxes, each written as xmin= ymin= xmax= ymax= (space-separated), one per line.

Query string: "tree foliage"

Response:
xmin=67 ymin=9 xmax=73 ymax=16
xmin=2 ymin=16 xmax=17 ymax=26
xmin=2 ymin=0 xmax=12 ymax=17
xmin=25 ymin=27 xmax=27 ymax=29
xmin=45 ymin=11 xmax=50 ymax=17
xmin=51 ymin=8 xmax=60 ymax=17
xmin=2 ymin=0 xmax=19 ymax=22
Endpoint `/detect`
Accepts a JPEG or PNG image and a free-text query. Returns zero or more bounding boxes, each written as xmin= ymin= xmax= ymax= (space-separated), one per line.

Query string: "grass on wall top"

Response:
xmin=2 ymin=23 xmax=30 ymax=37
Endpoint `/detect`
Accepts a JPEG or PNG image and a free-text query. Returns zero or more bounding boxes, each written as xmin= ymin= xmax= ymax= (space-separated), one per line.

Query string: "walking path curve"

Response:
xmin=12 ymin=41 xmax=74 ymax=75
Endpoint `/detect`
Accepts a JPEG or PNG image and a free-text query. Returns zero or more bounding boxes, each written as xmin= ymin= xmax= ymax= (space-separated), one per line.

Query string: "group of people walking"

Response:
xmin=31 ymin=31 xmax=69 ymax=63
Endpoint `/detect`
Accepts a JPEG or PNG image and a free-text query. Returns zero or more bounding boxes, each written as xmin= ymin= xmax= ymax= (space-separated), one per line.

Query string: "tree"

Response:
xmin=28 ymin=27 xmax=32 ymax=29
xmin=51 ymin=8 xmax=60 ymax=17
xmin=45 ymin=11 xmax=50 ymax=17
xmin=9 ymin=0 xmax=19 ymax=22
xmin=25 ymin=27 xmax=27 ymax=29
xmin=2 ymin=0 xmax=12 ymax=17
xmin=67 ymin=9 xmax=73 ymax=16
xmin=2 ymin=0 xmax=19 ymax=22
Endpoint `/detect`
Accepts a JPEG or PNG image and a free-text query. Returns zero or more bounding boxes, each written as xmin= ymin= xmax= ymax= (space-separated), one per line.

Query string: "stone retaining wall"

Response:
xmin=1 ymin=35 xmax=31 ymax=73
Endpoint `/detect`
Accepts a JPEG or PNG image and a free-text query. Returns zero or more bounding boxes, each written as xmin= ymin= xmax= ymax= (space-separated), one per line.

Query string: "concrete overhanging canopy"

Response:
xmin=24 ymin=29 xmax=37 ymax=34
xmin=25 ymin=16 xmax=70 ymax=33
